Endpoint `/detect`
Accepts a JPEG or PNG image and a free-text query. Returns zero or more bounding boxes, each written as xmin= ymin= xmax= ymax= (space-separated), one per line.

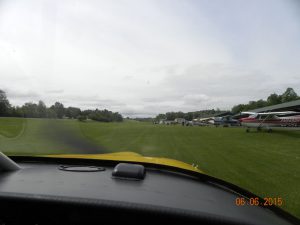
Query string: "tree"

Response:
xmin=177 ymin=111 xmax=185 ymax=118
xmin=37 ymin=100 xmax=47 ymax=118
xmin=231 ymin=87 xmax=299 ymax=114
xmin=88 ymin=109 xmax=123 ymax=122
xmin=247 ymin=101 xmax=258 ymax=110
xmin=184 ymin=112 xmax=194 ymax=121
xmin=50 ymin=102 xmax=65 ymax=119
xmin=256 ymin=99 xmax=267 ymax=108
xmin=65 ymin=107 xmax=81 ymax=119
xmin=155 ymin=114 xmax=166 ymax=121
xmin=9 ymin=106 xmax=24 ymax=117
xmin=166 ymin=112 xmax=176 ymax=120
xmin=0 ymin=90 xmax=11 ymax=116
xmin=113 ymin=112 xmax=123 ymax=122
xmin=281 ymin=87 xmax=298 ymax=103
xmin=46 ymin=108 xmax=57 ymax=118
xmin=82 ymin=110 xmax=93 ymax=117
xmin=0 ymin=90 xmax=124 ymax=121
xmin=22 ymin=102 xmax=39 ymax=118
xmin=77 ymin=115 xmax=87 ymax=122
xmin=231 ymin=104 xmax=246 ymax=114
xmin=267 ymin=93 xmax=281 ymax=105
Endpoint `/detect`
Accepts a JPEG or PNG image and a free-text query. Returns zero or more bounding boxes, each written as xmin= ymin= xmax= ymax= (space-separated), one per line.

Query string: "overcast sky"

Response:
xmin=1 ymin=0 xmax=300 ymax=117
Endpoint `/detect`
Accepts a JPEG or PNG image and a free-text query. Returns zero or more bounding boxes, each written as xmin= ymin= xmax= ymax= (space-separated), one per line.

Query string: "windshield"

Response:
xmin=1 ymin=0 xmax=300 ymax=219
xmin=249 ymin=114 xmax=258 ymax=119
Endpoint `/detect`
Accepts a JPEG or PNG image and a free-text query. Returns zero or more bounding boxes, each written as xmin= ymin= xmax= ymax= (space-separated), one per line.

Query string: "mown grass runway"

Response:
xmin=0 ymin=117 xmax=300 ymax=218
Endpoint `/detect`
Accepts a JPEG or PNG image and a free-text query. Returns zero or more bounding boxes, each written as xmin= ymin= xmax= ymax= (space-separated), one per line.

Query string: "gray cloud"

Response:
xmin=163 ymin=64 xmax=270 ymax=96
xmin=182 ymin=94 xmax=210 ymax=105
xmin=1 ymin=0 xmax=300 ymax=117
xmin=44 ymin=89 xmax=64 ymax=94
xmin=122 ymin=75 xmax=134 ymax=80
xmin=5 ymin=89 xmax=40 ymax=99
xmin=58 ymin=95 xmax=126 ymax=110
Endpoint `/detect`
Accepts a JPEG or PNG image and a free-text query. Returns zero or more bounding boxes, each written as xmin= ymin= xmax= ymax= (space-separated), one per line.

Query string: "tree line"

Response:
xmin=155 ymin=109 xmax=226 ymax=121
xmin=231 ymin=87 xmax=300 ymax=114
xmin=0 ymin=90 xmax=123 ymax=122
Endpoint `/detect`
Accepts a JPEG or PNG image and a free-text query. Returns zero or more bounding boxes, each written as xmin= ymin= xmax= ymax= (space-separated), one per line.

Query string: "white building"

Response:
xmin=174 ymin=118 xmax=186 ymax=124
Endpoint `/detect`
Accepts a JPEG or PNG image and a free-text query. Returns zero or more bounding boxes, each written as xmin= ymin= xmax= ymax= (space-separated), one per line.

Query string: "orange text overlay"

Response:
xmin=235 ymin=197 xmax=283 ymax=207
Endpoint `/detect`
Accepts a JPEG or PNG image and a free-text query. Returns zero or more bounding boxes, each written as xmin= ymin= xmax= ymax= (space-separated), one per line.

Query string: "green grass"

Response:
xmin=1 ymin=118 xmax=300 ymax=218
xmin=0 ymin=117 xmax=25 ymax=138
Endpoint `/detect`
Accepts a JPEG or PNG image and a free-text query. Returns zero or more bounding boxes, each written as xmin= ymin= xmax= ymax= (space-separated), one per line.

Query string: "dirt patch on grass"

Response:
xmin=40 ymin=119 xmax=106 ymax=154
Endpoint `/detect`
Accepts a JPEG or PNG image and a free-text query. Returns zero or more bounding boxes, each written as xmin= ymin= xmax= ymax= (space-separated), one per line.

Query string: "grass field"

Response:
xmin=0 ymin=117 xmax=25 ymax=138
xmin=0 ymin=117 xmax=300 ymax=218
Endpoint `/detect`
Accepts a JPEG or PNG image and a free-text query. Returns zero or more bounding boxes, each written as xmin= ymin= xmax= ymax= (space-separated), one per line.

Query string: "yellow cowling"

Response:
xmin=42 ymin=151 xmax=203 ymax=173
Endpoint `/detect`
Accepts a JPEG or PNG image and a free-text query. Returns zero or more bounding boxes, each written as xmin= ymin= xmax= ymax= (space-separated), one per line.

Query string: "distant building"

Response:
xmin=158 ymin=119 xmax=176 ymax=125
xmin=174 ymin=118 xmax=186 ymax=124
xmin=159 ymin=119 xmax=166 ymax=124
xmin=164 ymin=120 xmax=175 ymax=125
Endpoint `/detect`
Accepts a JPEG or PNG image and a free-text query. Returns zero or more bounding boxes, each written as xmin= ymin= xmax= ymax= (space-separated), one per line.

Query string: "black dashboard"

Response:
xmin=0 ymin=157 xmax=298 ymax=225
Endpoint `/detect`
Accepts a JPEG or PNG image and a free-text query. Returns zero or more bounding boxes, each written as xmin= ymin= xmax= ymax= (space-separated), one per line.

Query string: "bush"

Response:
xmin=77 ymin=115 xmax=87 ymax=122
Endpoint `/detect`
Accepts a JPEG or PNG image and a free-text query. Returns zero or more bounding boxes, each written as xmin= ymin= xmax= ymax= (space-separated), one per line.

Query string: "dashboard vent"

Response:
xmin=59 ymin=165 xmax=105 ymax=172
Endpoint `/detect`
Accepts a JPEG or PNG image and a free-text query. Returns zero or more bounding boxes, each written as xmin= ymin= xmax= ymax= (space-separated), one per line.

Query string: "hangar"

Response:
xmin=250 ymin=99 xmax=300 ymax=113
xmin=233 ymin=99 xmax=300 ymax=119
